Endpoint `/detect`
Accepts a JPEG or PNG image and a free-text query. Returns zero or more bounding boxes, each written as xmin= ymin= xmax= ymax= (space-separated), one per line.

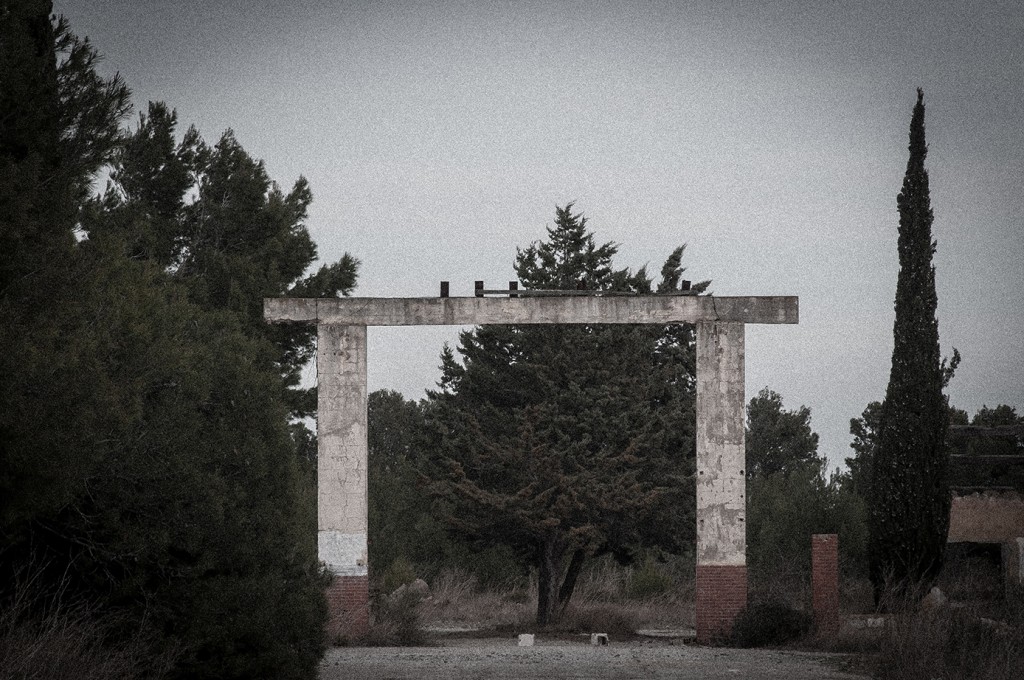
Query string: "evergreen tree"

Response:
xmin=1 ymin=2 xmax=131 ymax=532
xmin=1 ymin=2 xmax=130 ymax=303
xmin=2 ymin=12 xmax=341 ymax=677
xmin=84 ymin=102 xmax=359 ymax=422
xmin=425 ymin=205 xmax=709 ymax=624
xmin=368 ymin=390 xmax=436 ymax=581
xmin=747 ymin=465 xmax=869 ymax=587
xmin=745 ymin=387 xmax=820 ymax=478
xmin=868 ymin=89 xmax=954 ymax=602
xmin=970 ymin=404 xmax=1024 ymax=430
xmin=745 ymin=391 xmax=868 ymax=586
xmin=946 ymin=405 xmax=1024 ymax=491
xmin=845 ymin=401 xmax=883 ymax=496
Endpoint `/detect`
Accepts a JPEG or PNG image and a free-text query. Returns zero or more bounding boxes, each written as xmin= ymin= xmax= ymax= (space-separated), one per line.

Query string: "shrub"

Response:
xmin=365 ymin=588 xmax=427 ymax=647
xmin=627 ymin=558 xmax=673 ymax=599
xmin=380 ymin=556 xmax=418 ymax=595
xmin=559 ymin=603 xmax=640 ymax=635
xmin=730 ymin=600 xmax=812 ymax=647
xmin=385 ymin=589 xmax=428 ymax=646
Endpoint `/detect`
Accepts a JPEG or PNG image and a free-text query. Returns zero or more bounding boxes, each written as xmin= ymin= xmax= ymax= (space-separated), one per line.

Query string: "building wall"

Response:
xmin=948 ymin=491 xmax=1024 ymax=544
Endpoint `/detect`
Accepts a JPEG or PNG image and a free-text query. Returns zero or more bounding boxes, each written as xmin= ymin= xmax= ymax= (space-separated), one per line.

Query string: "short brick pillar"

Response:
xmin=811 ymin=533 xmax=840 ymax=636
xmin=696 ymin=564 xmax=748 ymax=643
xmin=326 ymin=575 xmax=370 ymax=640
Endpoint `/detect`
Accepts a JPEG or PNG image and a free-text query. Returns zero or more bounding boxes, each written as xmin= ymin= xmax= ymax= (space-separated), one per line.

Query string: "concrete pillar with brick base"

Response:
xmin=695 ymin=321 xmax=747 ymax=643
xmin=812 ymin=533 xmax=840 ymax=636
xmin=318 ymin=324 xmax=370 ymax=639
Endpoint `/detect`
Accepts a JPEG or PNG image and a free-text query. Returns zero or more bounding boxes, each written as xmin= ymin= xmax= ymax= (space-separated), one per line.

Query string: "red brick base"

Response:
xmin=696 ymin=564 xmax=747 ymax=643
xmin=812 ymin=534 xmax=840 ymax=636
xmin=325 ymin=575 xmax=369 ymax=641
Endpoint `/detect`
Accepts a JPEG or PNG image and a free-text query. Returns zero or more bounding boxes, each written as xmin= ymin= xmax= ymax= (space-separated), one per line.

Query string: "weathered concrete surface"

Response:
xmin=264 ymin=295 xmax=798 ymax=327
xmin=317 ymin=324 xmax=368 ymax=576
xmin=948 ymin=491 xmax=1024 ymax=544
xmin=694 ymin=321 xmax=747 ymax=644
xmin=695 ymin=321 xmax=746 ymax=566
xmin=320 ymin=638 xmax=866 ymax=680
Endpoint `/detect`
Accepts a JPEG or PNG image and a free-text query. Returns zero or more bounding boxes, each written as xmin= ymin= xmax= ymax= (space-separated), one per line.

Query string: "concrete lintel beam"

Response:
xmin=264 ymin=295 xmax=798 ymax=327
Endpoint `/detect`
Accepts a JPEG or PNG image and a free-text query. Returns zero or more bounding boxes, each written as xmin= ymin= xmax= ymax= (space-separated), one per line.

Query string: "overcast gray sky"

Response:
xmin=59 ymin=0 xmax=1023 ymax=470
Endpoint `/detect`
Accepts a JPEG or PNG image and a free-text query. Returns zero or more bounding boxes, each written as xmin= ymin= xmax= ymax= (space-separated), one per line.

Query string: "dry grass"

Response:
xmin=420 ymin=568 xmax=533 ymax=630
xmin=362 ymin=589 xmax=429 ymax=646
xmin=875 ymin=603 xmax=1023 ymax=680
xmin=938 ymin=553 xmax=1005 ymax=617
xmin=840 ymin=575 xmax=876 ymax=614
xmin=0 ymin=570 xmax=175 ymax=680
xmin=418 ymin=558 xmax=696 ymax=634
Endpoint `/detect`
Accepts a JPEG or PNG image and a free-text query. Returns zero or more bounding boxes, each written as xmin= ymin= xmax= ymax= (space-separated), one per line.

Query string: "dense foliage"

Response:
xmin=845 ymin=401 xmax=883 ymax=496
xmin=745 ymin=391 xmax=867 ymax=593
xmin=367 ymin=390 xmax=470 ymax=585
xmin=422 ymin=205 xmax=709 ymax=624
xmin=1 ymin=5 xmax=354 ymax=677
xmin=949 ymin=405 xmax=1024 ymax=458
xmin=869 ymin=89 xmax=954 ymax=602
xmin=745 ymin=388 xmax=820 ymax=478
xmin=852 ymin=403 xmax=1024 ymax=501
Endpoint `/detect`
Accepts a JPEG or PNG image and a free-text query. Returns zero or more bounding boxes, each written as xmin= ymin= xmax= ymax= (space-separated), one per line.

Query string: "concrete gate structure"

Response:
xmin=264 ymin=294 xmax=798 ymax=643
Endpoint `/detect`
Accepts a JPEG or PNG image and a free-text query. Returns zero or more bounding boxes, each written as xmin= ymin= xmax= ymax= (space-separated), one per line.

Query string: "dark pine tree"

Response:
xmin=425 ymin=204 xmax=709 ymax=625
xmin=2 ymin=13 xmax=334 ymax=677
xmin=868 ymin=89 xmax=952 ymax=603
xmin=745 ymin=387 xmax=820 ymax=479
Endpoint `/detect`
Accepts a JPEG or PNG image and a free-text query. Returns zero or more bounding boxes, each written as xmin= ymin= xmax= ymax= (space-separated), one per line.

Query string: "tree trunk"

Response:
xmin=536 ymin=539 xmax=565 ymax=625
xmin=558 ymin=549 xmax=586 ymax=606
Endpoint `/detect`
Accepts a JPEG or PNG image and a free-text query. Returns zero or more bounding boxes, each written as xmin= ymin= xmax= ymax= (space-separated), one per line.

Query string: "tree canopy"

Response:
xmin=745 ymin=389 xmax=867 ymax=591
xmin=424 ymin=204 xmax=709 ymax=624
xmin=745 ymin=387 xmax=820 ymax=478
xmin=82 ymin=100 xmax=359 ymax=421
xmin=845 ymin=401 xmax=883 ymax=496
xmin=1 ymin=8 xmax=355 ymax=677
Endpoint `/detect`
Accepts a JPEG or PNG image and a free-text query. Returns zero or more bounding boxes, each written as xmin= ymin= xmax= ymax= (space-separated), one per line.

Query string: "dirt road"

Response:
xmin=320 ymin=637 xmax=868 ymax=679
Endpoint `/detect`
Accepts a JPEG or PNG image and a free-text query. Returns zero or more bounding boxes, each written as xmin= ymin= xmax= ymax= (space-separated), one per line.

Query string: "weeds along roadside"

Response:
xmin=0 ymin=565 xmax=178 ymax=680
xmin=870 ymin=586 xmax=1024 ymax=680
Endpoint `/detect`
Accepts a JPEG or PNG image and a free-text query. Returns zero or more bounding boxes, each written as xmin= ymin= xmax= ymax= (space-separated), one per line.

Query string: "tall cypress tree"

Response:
xmin=869 ymin=89 xmax=951 ymax=602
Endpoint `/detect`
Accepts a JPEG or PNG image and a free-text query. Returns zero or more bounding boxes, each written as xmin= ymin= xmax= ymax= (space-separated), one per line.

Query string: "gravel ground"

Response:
xmin=320 ymin=637 xmax=869 ymax=679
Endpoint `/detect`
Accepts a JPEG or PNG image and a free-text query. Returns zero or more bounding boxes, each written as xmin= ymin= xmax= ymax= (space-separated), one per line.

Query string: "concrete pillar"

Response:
xmin=695 ymin=321 xmax=747 ymax=643
xmin=812 ymin=534 xmax=840 ymax=636
xmin=317 ymin=324 xmax=369 ymax=639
